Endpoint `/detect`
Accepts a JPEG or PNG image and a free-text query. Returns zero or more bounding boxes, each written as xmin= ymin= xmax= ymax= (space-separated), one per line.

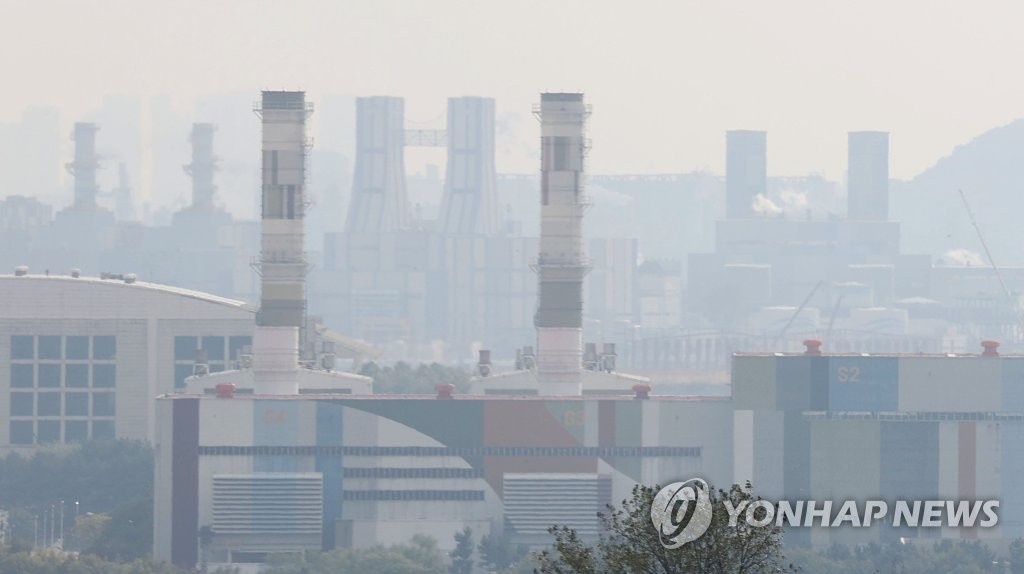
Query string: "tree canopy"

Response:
xmin=358 ymin=361 xmax=471 ymax=394
xmin=534 ymin=482 xmax=795 ymax=574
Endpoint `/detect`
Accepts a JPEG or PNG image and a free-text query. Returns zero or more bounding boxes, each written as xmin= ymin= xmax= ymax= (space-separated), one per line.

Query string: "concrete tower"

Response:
xmin=725 ymin=130 xmax=767 ymax=219
xmin=534 ymin=93 xmax=590 ymax=395
xmin=67 ymin=122 xmax=100 ymax=210
xmin=848 ymin=131 xmax=889 ymax=220
xmin=345 ymin=96 xmax=409 ymax=233
xmin=253 ymin=92 xmax=310 ymax=394
xmin=185 ymin=123 xmax=217 ymax=211
xmin=439 ymin=96 xmax=500 ymax=235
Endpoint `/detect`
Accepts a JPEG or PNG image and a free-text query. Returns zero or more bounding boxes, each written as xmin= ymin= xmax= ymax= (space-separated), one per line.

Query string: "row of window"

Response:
xmin=10 ymin=392 xmax=115 ymax=417
xmin=10 ymin=419 xmax=115 ymax=445
xmin=173 ymin=335 xmax=252 ymax=388
xmin=342 ymin=490 xmax=485 ymax=501
xmin=199 ymin=445 xmax=703 ymax=457
xmin=11 ymin=335 xmax=116 ymax=361
xmin=343 ymin=467 xmax=483 ymax=479
xmin=10 ymin=364 xmax=115 ymax=388
xmin=174 ymin=335 xmax=252 ymax=362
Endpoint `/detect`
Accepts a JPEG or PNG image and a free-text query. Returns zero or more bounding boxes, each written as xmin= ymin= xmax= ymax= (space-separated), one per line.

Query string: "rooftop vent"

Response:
xmin=982 ymin=340 xmax=1000 ymax=358
xmin=436 ymin=383 xmax=456 ymax=399
xmin=601 ymin=343 xmax=617 ymax=372
xmin=14 ymin=265 xmax=28 ymax=277
xmin=632 ymin=383 xmax=651 ymax=400
xmin=215 ymin=383 xmax=236 ymax=398
xmin=803 ymin=339 xmax=823 ymax=356
xmin=124 ymin=273 xmax=137 ymax=284
xmin=477 ymin=350 xmax=492 ymax=377
xmin=70 ymin=268 xmax=81 ymax=278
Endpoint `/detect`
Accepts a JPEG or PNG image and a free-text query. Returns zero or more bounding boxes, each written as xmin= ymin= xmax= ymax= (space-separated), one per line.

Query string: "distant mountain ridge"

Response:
xmin=893 ymin=119 xmax=1024 ymax=264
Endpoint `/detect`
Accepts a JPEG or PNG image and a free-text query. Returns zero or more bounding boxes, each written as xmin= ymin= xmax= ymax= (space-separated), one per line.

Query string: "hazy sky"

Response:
xmin=3 ymin=0 xmax=1024 ymax=180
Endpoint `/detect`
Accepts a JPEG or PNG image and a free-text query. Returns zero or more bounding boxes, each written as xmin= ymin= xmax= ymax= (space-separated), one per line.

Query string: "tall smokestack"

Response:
xmin=67 ymin=122 xmax=100 ymax=210
xmin=346 ymin=96 xmax=410 ymax=233
xmin=439 ymin=96 xmax=500 ymax=235
xmin=534 ymin=93 xmax=590 ymax=395
xmin=252 ymin=91 xmax=310 ymax=394
xmin=725 ymin=130 xmax=767 ymax=219
xmin=847 ymin=131 xmax=889 ymax=220
xmin=185 ymin=123 xmax=217 ymax=211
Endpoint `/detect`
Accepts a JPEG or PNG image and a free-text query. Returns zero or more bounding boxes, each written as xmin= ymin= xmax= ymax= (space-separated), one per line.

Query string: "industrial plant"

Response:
xmin=4 ymin=86 xmax=1024 ymax=572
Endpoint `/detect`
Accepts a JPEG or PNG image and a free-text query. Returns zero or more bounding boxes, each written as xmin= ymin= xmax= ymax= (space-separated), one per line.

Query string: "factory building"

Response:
xmin=733 ymin=340 xmax=1024 ymax=546
xmin=153 ymin=391 xmax=733 ymax=567
xmin=315 ymin=95 xmax=640 ymax=362
xmin=689 ymin=130 xmax=936 ymax=356
xmin=0 ymin=271 xmax=255 ymax=452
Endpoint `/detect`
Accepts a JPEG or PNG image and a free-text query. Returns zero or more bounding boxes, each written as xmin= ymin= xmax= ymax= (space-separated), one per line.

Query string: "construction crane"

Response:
xmin=958 ymin=188 xmax=1024 ymax=337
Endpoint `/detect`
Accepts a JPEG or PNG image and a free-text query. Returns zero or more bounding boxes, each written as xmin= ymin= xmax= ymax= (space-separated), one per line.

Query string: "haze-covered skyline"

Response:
xmin=3 ymin=0 xmax=1024 ymax=183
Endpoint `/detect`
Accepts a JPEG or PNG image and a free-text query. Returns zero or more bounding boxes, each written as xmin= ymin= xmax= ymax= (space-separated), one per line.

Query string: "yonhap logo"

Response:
xmin=651 ymin=478 xmax=713 ymax=548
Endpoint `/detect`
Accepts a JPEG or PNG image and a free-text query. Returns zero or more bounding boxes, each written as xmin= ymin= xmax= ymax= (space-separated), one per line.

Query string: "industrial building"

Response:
xmin=152 ymin=91 xmax=692 ymax=571
xmin=0 ymin=269 xmax=375 ymax=453
xmin=733 ymin=340 xmax=1024 ymax=547
xmin=0 ymin=270 xmax=254 ymax=452
xmin=153 ymin=392 xmax=732 ymax=566
xmin=314 ymin=94 xmax=641 ymax=363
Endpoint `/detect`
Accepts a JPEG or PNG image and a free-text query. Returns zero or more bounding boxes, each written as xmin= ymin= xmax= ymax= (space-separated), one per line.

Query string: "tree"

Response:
xmin=264 ymin=535 xmax=446 ymax=574
xmin=534 ymin=482 xmax=796 ymax=574
xmin=73 ymin=512 xmax=113 ymax=551
xmin=1010 ymin=538 xmax=1024 ymax=574
xmin=358 ymin=361 xmax=471 ymax=394
xmin=450 ymin=527 xmax=474 ymax=574
xmin=478 ymin=530 xmax=528 ymax=572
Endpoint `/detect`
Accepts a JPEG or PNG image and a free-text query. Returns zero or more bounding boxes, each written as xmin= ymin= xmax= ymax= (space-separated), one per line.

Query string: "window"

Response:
xmin=175 ymin=364 xmax=194 ymax=389
xmin=203 ymin=336 xmax=225 ymax=361
xmin=38 ymin=336 xmax=61 ymax=359
xmin=38 ymin=364 xmax=61 ymax=388
xmin=175 ymin=336 xmax=198 ymax=361
xmin=37 ymin=421 xmax=60 ymax=443
xmin=93 ymin=393 xmax=116 ymax=416
xmin=10 ymin=393 xmax=33 ymax=416
xmin=10 ymin=421 xmax=33 ymax=444
xmin=66 ymin=364 xmax=88 ymax=388
xmin=93 ymin=336 xmax=116 ymax=360
xmin=10 ymin=364 xmax=33 ymax=388
xmin=11 ymin=335 xmax=34 ymax=359
xmin=65 ymin=393 xmax=88 ymax=416
xmin=65 ymin=421 xmax=88 ymax=443
xmin=37 ymin=393 xmax=60 ymax=416
xmin=92 ymin=420 xmax=115 ymax=440
xmin=66 ymin=336 xmax=89 ymax=360
xmin=229 ymin=336 xmax=252 ymax=362
xmin=92 ymin=364 xmax=116 ymax=388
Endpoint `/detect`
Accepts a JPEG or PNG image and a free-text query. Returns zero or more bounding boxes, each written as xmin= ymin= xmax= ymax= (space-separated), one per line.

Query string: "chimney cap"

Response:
xmin=435 ymin=383 xmax=456 ymax=399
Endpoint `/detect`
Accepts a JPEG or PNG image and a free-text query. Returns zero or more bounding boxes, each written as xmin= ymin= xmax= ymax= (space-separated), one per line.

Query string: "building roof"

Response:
xmin=0 ymin=273 xmax=254 ymax=312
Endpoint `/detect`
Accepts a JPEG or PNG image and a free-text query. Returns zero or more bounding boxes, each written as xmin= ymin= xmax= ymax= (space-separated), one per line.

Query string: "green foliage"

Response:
xmin=72 ymin=513 xmax=112 ymax=551
xmin=450 ymin=527 xmax=474 ymax=574
xmin=359 ymin=361 xmax=471 ymax=394
xmin=534 ymin=482 xmax=796 ymax=574
xmin=0 ymin=439 xmax=154 ymax=559
xmin=0 ymin=440 xmax=152 ymax=515
xmin=85 ymin=498 xmax=152 ymax=561
xmin=0 ymin=544 xmax=193 ymax=574
xmin=263 ymin=534 xmax=447 ymax=574
xmin=478 ymin=530 xmax=529 ymax=572
xmin=788 ymin=539 xmax=1003 ymax=574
